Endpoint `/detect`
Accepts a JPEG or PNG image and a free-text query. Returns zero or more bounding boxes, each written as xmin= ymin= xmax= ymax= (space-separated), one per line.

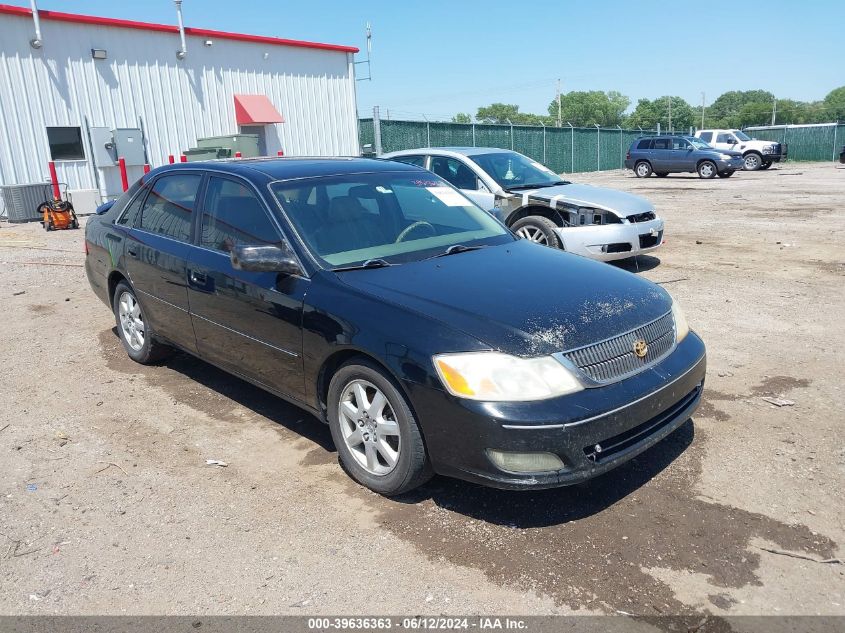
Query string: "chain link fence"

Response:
xmin=359 ymin=117 xmax=657 ymax=173
xmin=745 ymin=124 xmax=844 ymax=162
xmin=360 ymin=115 xmax=844 ymax=172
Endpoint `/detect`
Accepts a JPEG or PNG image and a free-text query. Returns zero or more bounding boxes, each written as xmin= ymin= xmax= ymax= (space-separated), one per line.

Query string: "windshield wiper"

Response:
xmin=505 ymin=180 xmax=569 ymax=191
xmin=426 ymin=244 xmax=486 ymax=260
xmin=332 ymin=258 xmax=394 ymax=272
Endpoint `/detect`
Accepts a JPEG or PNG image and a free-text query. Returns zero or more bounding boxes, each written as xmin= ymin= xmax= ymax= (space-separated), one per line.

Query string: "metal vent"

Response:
xmin=560 ymin=311 xmax=675 ymax=384
xmin=0 ymin=183 xmax=49 ymax=223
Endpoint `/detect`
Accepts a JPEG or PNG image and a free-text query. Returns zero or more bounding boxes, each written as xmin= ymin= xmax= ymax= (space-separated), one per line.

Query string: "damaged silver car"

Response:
xmin=383 ymin=147 xmax=664 ymax=262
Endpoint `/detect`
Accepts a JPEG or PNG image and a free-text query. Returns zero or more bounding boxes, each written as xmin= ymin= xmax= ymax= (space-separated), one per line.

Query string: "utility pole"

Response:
xmin=771 ymin=97 xmax=777 ymax=125
xmin=701 ymin=92 xmax=705 ymax=129
xmin=556 ymin=78 xmax=562 ymax=128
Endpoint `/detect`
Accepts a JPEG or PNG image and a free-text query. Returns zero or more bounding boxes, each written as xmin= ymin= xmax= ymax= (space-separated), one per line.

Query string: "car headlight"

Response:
xmin=720 ymin=153 xmax=734 ymax=160
xmin=762 ymin=145 xmax=775 ymax=154
xmin=433 ymin=352 xmax=583 ymax=401
xmin=670 ymin=297 xmax=690 ymax=342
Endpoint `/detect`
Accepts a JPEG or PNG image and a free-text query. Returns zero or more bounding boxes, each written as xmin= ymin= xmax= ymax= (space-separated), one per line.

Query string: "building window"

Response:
xmin=46 ymin=127 xmax=85 ymax=160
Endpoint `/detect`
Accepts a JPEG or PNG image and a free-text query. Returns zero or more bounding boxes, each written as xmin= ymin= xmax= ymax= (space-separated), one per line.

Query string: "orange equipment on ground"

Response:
xmin=38 ymin=183 xmax=79 ymax=232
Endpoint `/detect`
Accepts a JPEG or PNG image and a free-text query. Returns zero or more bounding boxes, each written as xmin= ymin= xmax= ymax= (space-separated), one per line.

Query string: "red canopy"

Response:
xmin=234 ymin=95 xmax=284 ymax=125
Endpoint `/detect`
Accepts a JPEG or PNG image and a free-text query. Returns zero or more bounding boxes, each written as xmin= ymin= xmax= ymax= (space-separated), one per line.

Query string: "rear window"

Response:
xmin=138 ymin=173 xmax=201 ymax=242
xmin=652 ymin=138 xmax=670 ymax=150
xmin=698 ymin=131 xmax=713 ymax=143
xmin=636 ymin=139 xmax=652 ymax=150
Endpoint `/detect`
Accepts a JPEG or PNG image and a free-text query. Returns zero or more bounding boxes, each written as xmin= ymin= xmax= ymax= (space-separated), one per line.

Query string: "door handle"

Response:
xmin=189 ymin=270 xmax=207 ymax=285
xmin=126 ymin=246 xmax=138 ymax=257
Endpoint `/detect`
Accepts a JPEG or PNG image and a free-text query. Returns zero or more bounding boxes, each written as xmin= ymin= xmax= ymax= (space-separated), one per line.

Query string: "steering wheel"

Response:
xmin=395 ymin=221 xmax=436 ymax=243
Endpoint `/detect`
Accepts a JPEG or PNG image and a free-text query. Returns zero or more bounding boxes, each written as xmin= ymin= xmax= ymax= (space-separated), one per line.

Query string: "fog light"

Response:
xmin=487 ymin=450 xmax=564 ymax=473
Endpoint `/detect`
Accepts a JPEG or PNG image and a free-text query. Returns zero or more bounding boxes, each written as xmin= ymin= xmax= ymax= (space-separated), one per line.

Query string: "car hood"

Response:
xmin=512 ymin=183 xmax=655 ymax=217
xmin=718 ymin=149 xmax=744 ymax=157
xmin=335 ymin=240 xmax=672 ymax=357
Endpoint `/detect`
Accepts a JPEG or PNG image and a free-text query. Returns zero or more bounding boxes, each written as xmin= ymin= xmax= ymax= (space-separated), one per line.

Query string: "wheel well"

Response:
xmin=506 ymin=205 xmax=566 ymax=228
xmin=107 ymin=271 xmax=128 ymax=305
xmin=316 ymin=350 xmax=400 ymax=419
xmin=743 ymin=150 xmax=762 ymax=157
xmin=697 ymin=158 xmax=716 ymax=167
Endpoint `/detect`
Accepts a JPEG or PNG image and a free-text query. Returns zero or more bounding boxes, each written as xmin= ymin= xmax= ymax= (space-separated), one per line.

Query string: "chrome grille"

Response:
xmin=561 ymin=311 xmax=675 ymax=384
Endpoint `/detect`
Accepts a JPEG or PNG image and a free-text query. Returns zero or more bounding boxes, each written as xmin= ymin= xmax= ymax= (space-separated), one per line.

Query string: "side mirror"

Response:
xmin=231 ymin=243 xmax=303 ymax=276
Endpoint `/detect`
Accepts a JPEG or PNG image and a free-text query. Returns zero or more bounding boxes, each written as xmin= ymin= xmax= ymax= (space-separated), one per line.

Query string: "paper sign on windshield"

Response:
xmin=426 ymin=186 xmax=467 ymax=207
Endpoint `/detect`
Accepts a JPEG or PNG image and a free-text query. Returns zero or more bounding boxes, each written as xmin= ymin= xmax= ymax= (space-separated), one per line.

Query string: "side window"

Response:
xmin=139 ymin=174 xmax=201 ymax=242
xmin=391 ymin=155 xmax=425 ymax=167
xmin=116 ymin=183 xmax=149 ymax=227
xmin=652 ymin=138 xmax=669 ymax=150
xmin=201 ymin=177 xmax=281 ymax=252
xmin=429 ymin=157 xmax=479 ymax=191
xmin=716 ymin=133 xmax=732 ymax=143
xmin=636 ymin=139 xmax=652 ymax=150
xmin=671 ymin=138 xmax=690 ymax=150
xmin=698 ymin=132 xmax=713 ymax=143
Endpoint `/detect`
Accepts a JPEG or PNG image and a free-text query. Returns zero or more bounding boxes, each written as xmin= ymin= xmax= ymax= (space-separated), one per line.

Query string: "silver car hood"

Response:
xmin=515 ymin=183 xmax=654 ymax=217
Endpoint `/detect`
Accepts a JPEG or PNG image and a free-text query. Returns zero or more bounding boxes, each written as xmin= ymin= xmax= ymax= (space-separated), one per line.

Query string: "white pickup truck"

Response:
xmin=694 ymin=129 xmax=787 ymax=171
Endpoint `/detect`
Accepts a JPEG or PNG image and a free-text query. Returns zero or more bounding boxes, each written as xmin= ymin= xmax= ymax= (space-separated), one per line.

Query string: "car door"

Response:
xmin=713 ymin=131 xmax=734 ymax=152
xmin=671 ymin=137 xmax=695 ymax=170
xmin=429 ymin=155 xmax=495 ymax=211
xmin=649 ymin=137 xmax=672 ymax=171
xmin=123 ymin=171 xmax=202 ymax=353
xmin=186 ymin=174 xmax=308 ymax=400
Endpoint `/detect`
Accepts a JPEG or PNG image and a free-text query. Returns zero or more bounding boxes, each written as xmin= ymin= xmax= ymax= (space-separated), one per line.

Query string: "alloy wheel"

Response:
xmin=338 ymin=379 xmax=401 ymax=476
xmin=744 ymin=154 xmax=760 ymax=170
xmin=515 ymin=225 xmax=549 ymax=245
xmin=118 ymin=291 xmax=145 ymax=352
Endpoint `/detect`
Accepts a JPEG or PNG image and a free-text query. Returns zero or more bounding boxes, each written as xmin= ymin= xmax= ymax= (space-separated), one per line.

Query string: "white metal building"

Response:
xmin=0 ymin=3 xmax=360 ymax=213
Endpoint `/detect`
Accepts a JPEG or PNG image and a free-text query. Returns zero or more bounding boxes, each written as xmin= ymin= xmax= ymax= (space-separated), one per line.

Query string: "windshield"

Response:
xmin=468 ymin=151 xmax=566 ymax=190
xmin=689 ymin=137 xmax=712 ymax=149
xmin=271 ymin=172 xmax=512 ymax=269
xmin=734 ymin=130 xmax=752 ymax=141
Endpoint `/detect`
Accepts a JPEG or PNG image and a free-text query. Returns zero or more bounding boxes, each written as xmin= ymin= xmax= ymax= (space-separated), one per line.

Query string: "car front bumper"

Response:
xmin=410 ymin=332 xmax=706 ymax=489
xmin=717 ymin=157 xmax=745 ymax=171
xmin=556 ymin=217 xmax=665 ymax=262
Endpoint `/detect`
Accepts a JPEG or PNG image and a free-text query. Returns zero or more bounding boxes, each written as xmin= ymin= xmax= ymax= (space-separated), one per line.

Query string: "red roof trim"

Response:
xmin=0 ymin=4 xmax=359 ymax=53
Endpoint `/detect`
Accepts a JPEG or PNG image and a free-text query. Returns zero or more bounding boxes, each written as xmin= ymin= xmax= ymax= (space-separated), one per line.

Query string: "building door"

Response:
xmin=239 ymin=125 xmax=267 ymax=156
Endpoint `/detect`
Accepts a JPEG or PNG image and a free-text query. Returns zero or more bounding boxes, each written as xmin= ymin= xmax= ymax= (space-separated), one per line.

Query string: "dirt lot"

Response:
xmin=1 ymin=161 xmax=843 ymax=618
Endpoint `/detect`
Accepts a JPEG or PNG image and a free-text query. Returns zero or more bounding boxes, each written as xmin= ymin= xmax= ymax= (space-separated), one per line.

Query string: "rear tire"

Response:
xmin=327 ymin=359 xmax=433 ymax=496
xmin=717 ymin=171 xmax=734 ymax=178
xmin=511 ymin=216 xmax=562 ymax=249
xmin=743 ymin=152 xmax=763 ymax=171
xmin=112 ymin=281 xmax=171 ymax=364
xmin=697 ymin=161 xmax=717 ymax=179
xmin=634 ymin=161 xmax=653 ymax=178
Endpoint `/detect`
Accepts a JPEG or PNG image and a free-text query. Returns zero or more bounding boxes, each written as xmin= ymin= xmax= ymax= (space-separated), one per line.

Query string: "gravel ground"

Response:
xmin=0 ymin=161 xmax=843 ymax=618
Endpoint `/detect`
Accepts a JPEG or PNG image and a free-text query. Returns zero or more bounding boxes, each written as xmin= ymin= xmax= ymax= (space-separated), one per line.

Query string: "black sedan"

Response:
xmin=85 ymin=158 xmax=706 ymax=495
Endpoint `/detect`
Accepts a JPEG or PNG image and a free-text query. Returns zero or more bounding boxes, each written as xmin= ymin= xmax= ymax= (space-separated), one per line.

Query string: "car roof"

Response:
xmin=148 ymin=157 xmax=422 ymax=182
xmin=384 ymin=147 xmax=512 ymax=157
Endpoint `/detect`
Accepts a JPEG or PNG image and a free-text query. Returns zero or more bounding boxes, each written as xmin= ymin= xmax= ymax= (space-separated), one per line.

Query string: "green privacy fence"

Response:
xmin=744 ymin=124 xmax=845 ymax=162
xmin=360 ymin=118 xmax=845 ymax=171
xmin=359 ymin=118 xmax=656 ymax=173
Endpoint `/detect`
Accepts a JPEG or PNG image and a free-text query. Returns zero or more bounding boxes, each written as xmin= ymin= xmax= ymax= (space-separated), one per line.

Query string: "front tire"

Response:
xmin=697 ymin=161 xmax=717 ymax=179
xmin=511 ymin=216 xmax=562 ymax=248
xmin=634 ymin=161 xmax=653 ymax=178
xmin=743 ymin=152 xmax=763 ymax=171
xmin=112 ymin=281 xmax=171 ymax=364
xmin=327 ymin=359 xmax=432 ymax=496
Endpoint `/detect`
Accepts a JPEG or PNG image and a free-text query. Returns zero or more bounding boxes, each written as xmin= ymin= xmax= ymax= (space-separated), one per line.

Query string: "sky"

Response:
xmin=11 ymin=1 xmax=845 ymax=120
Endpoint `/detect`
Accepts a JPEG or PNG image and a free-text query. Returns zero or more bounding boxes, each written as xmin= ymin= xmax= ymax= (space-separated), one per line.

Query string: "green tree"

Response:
xmin=451 ymin=112 xmax=472 ymax=124
xmin=475 ymin=103 xmax=550 ymax=125
xmin=707 ymin=90 xmax=774 ymax=127
xmin=822 ymin=86 xmax=845 ymax=121
xmin=546 ymin=90 xmax=629 ymax=127
xmin=627 ymin=96 xmax=696 ymax=131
